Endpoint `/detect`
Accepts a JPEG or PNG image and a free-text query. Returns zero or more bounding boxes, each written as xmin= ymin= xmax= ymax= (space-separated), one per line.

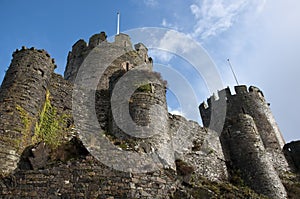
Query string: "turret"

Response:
xmin=64 ymin=32 xmax=139 ymax=83
xmin=201 ymin=85 xmax=286 ymax=150
xmin=199 ymin=85 xmax=294 ymax=198
xmin=109 ymin=68 xmax=175 ymax=170
xmin=88 ymin=31 xmax=107 ymax=49
xmin=65 ymin=32 xmax=154 ymax=132
xmin=64 ymin=32 xmax=107 ymax=83
xmin=134 ymin=43 xmax=153 ymax=71
xmin=199 ymin=85 xmax=290 ymax=174
xmin=0 ymin=47 xmax=55 ymax=175
xmin=64 ymin=39 xmax=88 ymax=82
xmin=224 ymin=114 xmax=287 ymax=198
xmin=114 ymin=33 xmax=133 ymax=50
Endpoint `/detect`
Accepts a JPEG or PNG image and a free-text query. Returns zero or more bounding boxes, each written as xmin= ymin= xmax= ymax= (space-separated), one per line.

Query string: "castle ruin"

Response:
xmin=0 ymin=31 xmax=299 ymax=198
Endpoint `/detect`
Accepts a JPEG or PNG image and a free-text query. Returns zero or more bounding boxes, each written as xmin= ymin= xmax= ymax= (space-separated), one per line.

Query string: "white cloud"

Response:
xmin=198 ymin=0 xmax=300 ymax=142
xmin=161 ymin=18 xmax=179 ymax=30
xmin=149 ymin=49 xmax=174 ymax=63
xmin=141 ymin=0 xmax=300 ymax=142
xmin=158 ymin=30 xmax=195 ymax=54
xmin=190 ymin=4 xmax=201 ymax=19
xmin=168 ymin=107 xmax=186 ymax=117
xmin=236 ymin=0 xmax=300 ymax=142
xmin=143 ymin=0 xmax=158 ymax=7
xmin=148 ymin=30 xmax=194 ymax=63
xmin=189 ymin=0 xmax=265 ymax=39
xmin=161 ymin=18 xmax=171 ymax=28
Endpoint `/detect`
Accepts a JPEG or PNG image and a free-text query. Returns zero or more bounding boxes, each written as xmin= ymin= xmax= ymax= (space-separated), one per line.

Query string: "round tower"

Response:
xmin=200 ymin=85 xmax=290 ymax=173
xmin=229 ymin=85 xmax=285 ymax=150
xmin=223 ymin=114 xmax=287 ymax=199
xmin=200 ymin=85 xmax=285 ymax=149
xmin=64 ymin=32 xmax=107 ymax=83
xmin=64 ymin=39 xmax=88 ymax=82
xmin=0 ymin=47 xmax=55 ymax=175
xmin=109 ymin=69 xmax=175 ymax=169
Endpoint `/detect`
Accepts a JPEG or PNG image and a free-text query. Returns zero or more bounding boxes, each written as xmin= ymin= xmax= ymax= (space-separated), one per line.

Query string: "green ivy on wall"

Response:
xmin=33 ymin=90 xmax=66 ymax=149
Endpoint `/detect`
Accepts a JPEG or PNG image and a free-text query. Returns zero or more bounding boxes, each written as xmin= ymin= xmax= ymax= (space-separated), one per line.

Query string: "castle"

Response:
xmin=0 ymin=31 xmax=299 ymax=198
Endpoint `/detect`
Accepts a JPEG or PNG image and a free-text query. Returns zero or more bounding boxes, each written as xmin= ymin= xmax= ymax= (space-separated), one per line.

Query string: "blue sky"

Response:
xmin=0 ymin=0 xmax=299 ymax=142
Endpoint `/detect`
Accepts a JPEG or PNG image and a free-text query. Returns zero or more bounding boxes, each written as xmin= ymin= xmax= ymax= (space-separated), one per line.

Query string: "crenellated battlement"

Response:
xmin=199 ymin=85 xmax=284 ymax=149
xmin=12 ymin=46 xmax=57 ymax=69
xmin=88 ymin=31 xmax=107 ymax=48
xmin=200 ymin=85 xmax=265 ymax=111
xmin=13 ymin=46 xmax=51 ymax=58
xmin=64 ymin=31 xmax=151 ymax=83
xmin=199 ymin=84 xmax=291 ymax=198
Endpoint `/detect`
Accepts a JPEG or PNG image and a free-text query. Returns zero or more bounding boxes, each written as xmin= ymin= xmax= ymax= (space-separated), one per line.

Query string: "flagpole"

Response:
xmin=117 ymin=12 xmax=120 ymax=35
xmin=227 ymin=58 xmax=239 ymax=85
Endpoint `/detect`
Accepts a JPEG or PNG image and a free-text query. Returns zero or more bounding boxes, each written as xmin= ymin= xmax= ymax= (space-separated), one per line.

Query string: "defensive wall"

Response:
xmin=0 ymin=31 xmax=299 ymax=198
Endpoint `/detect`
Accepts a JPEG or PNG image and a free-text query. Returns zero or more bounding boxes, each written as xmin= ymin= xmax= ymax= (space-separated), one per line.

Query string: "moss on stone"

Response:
xmin=118 ymin=143 xmax=128 ymax=150
xmin=16 ymin=105 xmax=32 ymax=134
xmin=136 ymin=83 xmax=152 ymax=93
xmin=177 ymin=176 xmax=269 ymax=199
xmin=33 ymin=90 xmax=67 ymax=149
xmin=16 ymin=104 xmax=34 ymax=151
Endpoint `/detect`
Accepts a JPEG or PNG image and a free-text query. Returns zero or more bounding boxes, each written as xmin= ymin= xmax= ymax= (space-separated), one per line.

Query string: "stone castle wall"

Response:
xmin=0 ymin=43 xmax=177 ymax=198
xmin=169 ymin=114 xmax=228 ymax=182
xmin=109 ymin=70 xmax=175 ymax=169
xmin=0 ymin=31 xmax=299 ymax=198
xmin=199 ymin=85 xmax=290 ymax=174
xmin=0 ymin=154 xmax=177 ymax=198
xmin=66 ymin=33 xmax=152 ymax=131
xmin=0 ymin=47 xmax=55 ymax=176
xmin=222 ymin=113 xmax=287 ymax=199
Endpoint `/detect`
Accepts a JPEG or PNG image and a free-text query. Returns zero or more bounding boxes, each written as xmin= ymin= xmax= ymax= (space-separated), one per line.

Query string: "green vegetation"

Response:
xmin=16 ymin=105 xmax=32 ymax=134
xmin=16 ymin=104 xmax=34 ymax=151
xmin=230 ymin=169 xmax=245 ymax=186
xmin=16 ymin=90 xmax=67 ymax=150
xmin=33 ymin=90 xmax=67 ymax=149
xmin=136 ymin=83 xmax=152 ymax=93
xmin=172 ymin=175 xmax=269 ymax=199
xmin=118 ymin=142 xmax=128 ymax=150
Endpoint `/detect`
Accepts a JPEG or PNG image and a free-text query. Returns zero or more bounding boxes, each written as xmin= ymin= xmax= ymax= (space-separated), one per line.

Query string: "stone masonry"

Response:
xmin=0 ymin=31 xmax=299 ymax=198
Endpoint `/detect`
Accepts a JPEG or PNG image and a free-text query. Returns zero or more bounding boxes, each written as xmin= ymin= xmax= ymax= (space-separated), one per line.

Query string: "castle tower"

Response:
xmin=64 ymin=32 xmax=107 ymax=83
xmin=224 ymin=114 xmax=287 ymax=198
xmin=114 ymin=33 xmax=133 ymax=50
xmin=64 ymin=32 xmax=153 ymax=84
xmin=65 ymin=31 xmax=173 ymax=169
xmin=65 ymin=32 xmax=154 ymax=131
xmin=109 ymin=69 xmax=175 ymax=169
xmin=134 ymin=43 xmax=153 ymax=71
xmin=0 ymin=47 xmax=55 ymax=175
xmin=200 ymin=85 xmax=290 ymax=174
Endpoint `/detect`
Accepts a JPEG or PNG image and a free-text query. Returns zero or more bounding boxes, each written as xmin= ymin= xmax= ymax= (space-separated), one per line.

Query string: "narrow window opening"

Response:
xmin=241 ymin=107 xmax=246 ymax=114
